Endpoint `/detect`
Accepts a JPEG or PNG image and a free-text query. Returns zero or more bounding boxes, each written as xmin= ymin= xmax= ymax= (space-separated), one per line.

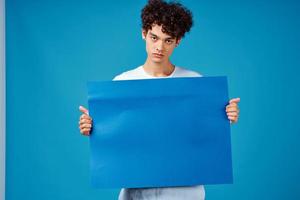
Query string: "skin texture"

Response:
xmin=78 ymin=25 xmax=240 ymax=136
xmin=141 ymin=24 xmax=181 ymax=77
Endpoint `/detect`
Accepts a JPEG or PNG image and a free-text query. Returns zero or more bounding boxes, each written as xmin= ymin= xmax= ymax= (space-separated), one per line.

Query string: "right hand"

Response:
xmin=78 ymin=105 xmax=93 ymax=136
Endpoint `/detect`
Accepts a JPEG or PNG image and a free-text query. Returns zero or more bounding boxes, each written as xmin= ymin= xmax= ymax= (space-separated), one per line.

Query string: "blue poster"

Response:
xmin=87 ymin=76 xmax=232 ymax=188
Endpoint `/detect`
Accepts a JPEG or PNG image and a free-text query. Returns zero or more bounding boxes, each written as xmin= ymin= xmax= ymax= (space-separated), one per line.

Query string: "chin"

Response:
xmin=151 ymin=58 xmax=164 ymax=63
xmin=152 ymin=60 xmax=163 ymax=64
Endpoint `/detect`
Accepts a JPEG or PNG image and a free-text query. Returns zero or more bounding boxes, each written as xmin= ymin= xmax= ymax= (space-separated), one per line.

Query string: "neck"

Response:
xmin=143 ymin=57 xmax=175 ymax=77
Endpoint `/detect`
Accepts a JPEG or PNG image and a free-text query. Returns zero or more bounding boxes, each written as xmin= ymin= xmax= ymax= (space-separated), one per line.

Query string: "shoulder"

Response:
xmin=174 ymin=66 xmax=203 ymax=77
xmin=113 ymin=66 xmax=144 ymax=81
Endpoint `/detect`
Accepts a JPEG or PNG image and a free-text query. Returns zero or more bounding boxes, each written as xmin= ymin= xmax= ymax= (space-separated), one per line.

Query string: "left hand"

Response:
xmin=226 ymin=97 xmax=240 ymax=124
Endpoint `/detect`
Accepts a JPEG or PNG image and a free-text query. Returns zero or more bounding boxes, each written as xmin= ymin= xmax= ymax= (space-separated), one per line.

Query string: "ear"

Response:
xmin=175 ymin=38 xmax=182 ymax=47
xmin=142 ymin=29 xmax=147 ymax=40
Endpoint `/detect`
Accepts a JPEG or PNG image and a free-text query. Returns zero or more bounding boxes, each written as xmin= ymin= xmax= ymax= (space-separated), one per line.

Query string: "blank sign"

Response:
xmin=87 ymin=77 xmax=232 ymax=188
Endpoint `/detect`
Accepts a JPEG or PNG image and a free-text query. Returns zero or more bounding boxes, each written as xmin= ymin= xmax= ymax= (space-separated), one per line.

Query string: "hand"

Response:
xmin=78 ymin=105 xmax=93 ymax=136
xmin=226 ymin=97 xmax=240 ymax=124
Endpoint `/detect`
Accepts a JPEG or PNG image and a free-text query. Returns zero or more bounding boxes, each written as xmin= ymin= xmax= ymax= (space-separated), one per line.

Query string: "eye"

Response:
xmin=151 ymin=36 xmax=157 ymax=41
xmin=165 ymin=39 xmax=173 ymax=44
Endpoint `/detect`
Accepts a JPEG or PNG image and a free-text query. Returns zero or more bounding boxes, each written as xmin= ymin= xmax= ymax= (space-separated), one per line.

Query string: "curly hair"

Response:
xmin=141 ymin=0 xmax=193 ymax=39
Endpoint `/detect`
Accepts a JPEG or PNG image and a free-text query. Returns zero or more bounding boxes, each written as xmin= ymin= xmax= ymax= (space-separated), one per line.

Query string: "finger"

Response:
xmin=82 ymin=128 xmax=91 ymax=134
xmin=228 ymin=116 xmax=237 ymax=122
xmin=80 ymin=124 xmax=92 ymax=129
xmin=79 ymin=105 xmax=89 ymax=115
xmin=80 ymin=128 xmax=89 ymax=134
xmin=228 ymin=115 xmax=236 ymax=119
xmin=227 ymin=111 xmax=239 ymax=116
xmin=227 ymin=102 xmax=237 ymax=107
xmin=226 ymin=103 xmax=239 ymax=110
xmin=79 ymin=123 xmax=91 ymax=129
xmin=79 ymin=121 xmax=92 ymax=127
xmin=79 ymin=119 xmax=92 ymax=125
xmin=229 ymin=117 xmax=238 ymax=122
xmin=80 ymin=114 xmax=92 ymax=120
xmin=227 ymin=112 xmax=238 ymax=117
xmin=229 ymin=97 xmax=240 ymax=104
xmin=79 ymin=126 xmax=91 ymax=132
xmin=80 ymin=127 xmax=91 ymax=133
xmin=226 ymin=105 xmax=238 ymax=111
xmin=226 ymin=110 xmax=239 ymax=115
xmin=226 ymin=107 xmax=238 ymax=112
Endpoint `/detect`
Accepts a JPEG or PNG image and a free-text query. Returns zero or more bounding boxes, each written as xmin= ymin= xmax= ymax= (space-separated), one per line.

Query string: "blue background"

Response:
xmin=6 ymin=0 xmax=300 ymax=199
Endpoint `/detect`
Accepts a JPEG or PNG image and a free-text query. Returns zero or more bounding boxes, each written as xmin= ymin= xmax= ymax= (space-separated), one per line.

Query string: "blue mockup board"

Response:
xmin=87 ymin=76 xmax=232 ymax=188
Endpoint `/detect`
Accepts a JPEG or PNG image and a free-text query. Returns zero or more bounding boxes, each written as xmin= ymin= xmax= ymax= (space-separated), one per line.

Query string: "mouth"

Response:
xmin=153 ymin=53 xmax=164 ymax=58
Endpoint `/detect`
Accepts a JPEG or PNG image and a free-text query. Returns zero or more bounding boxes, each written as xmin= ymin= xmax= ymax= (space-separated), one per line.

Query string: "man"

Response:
xmin=79 ymin=0 xmax=240 ymax=199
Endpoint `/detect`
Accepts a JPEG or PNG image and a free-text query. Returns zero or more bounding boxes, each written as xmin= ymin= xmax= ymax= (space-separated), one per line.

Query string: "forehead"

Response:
xmin=148 ymin=24 xmax=174 ymax=39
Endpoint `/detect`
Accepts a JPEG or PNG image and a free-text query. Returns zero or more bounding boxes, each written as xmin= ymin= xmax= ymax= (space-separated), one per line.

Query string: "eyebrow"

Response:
xmin=149 ymin=32 xmax=175 ymax=40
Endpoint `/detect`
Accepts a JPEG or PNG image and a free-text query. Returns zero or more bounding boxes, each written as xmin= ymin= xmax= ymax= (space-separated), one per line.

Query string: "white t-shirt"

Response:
xmin=113 ymin=65 xmax=202 ymax=81
xmin=113 ymin=65 xmax=205 ymax=200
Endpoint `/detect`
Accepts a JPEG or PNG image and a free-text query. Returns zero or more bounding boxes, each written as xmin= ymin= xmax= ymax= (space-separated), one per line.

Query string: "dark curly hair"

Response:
xmin=141 ymin=0 xmax=193 ymax=40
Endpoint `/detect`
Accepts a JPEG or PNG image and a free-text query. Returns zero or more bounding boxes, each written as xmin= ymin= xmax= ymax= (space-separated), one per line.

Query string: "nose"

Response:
xmin=155 ymin=40 xmax=164 ymax=52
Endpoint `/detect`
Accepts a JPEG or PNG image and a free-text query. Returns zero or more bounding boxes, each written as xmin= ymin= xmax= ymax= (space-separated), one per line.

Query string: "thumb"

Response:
xmin=229 ymin=97 xmax=240 ymax=104
xmin=79 ymin=105 xmax=89 ymax=115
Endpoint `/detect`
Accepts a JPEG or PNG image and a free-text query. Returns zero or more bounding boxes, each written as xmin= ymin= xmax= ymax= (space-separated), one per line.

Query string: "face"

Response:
xmin=142 ymin=24 xmax=181 ymax=63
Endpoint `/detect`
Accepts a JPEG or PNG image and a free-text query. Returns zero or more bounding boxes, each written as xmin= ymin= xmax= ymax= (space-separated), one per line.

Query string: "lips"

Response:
xmin=153 ymin=53 xmax=164 ymax=57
